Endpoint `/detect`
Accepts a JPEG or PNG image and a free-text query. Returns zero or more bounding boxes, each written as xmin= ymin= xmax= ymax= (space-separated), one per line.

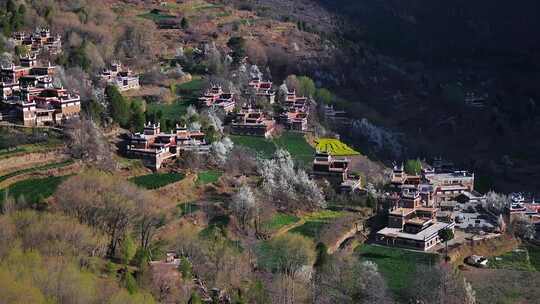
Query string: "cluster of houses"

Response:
xmin=12 ymin=28 xmax=62 ymax=56
xmin=198 ymin=85 xmax=235 ymax=113
xmin=126 ymin=122 xmax=210 ymax=169
xmin=127 ymin=75 xmax=315 ymax=168
xmin=506 ymin=193 xmax=540 ymax=237
xmin=100 ymin=62 xmax=140 ymax=92
xmin=0 ymin=54 xmax=81 ymax=126
xmin=375 ymin=161 xmax=480 ymax=251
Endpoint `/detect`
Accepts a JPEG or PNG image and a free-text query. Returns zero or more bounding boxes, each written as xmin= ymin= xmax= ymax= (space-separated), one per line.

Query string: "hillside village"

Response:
xmin=0 ymin=1 xmax=539 ymax=304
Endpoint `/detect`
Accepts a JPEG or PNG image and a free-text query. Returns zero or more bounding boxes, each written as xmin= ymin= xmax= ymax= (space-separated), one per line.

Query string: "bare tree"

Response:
xmin=224 ymin=146 xmax=259 ymax=176
xmin=408 ymin=264 xmax=476 ymax=304
xmin=510 ymin=217 xmax=535 ymax=240
xmin=315 ymin=255 xmax=391 ymax=304
xmin=55 ymin=171 xmax=151 ymax=257
xmin=64 ymin=117 xmax=116 ymax=170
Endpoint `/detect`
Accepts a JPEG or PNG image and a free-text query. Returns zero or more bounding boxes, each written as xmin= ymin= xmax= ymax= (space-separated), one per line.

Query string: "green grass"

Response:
xmin=0 ymin=139 xmax=63 ymax=159
xmin=315 ymin=138 xmax=360 ymax=156
xmin=231 ymin=132 xmax=315 ymax=165
xmin=129 ymin=172 xmax=185 ymax=189
xmin=146 ymin=100 xmax=191 ymax=123
xmin=138 ymin=11 xmax=176 ymax=22
xmin=176 ymin=76 xmax=205 ymax=93
xmin=356 ymin=244 xmax=439 ymax=298
xmin=262 ymin=213 xmax=300 ymax=231
xmin=0 ymin=175 xmax=69 ymax=206
xmin=0 ymin=160 xmax=73 ymax=183
xmin=231 ymin=135 xmax=277 ymax=158
xmin=290 ymin=210 xmax=347 ymax=239
xmin=197 ymin=170 xmax=222 ymax=185
xmin=274 ymin=133 xmax=315 ymax=167
xmin=146 ymin=76 xmax=204 ymax=122
xmin=489 ymin=247 xmax=537 ymax=271
xmin=527 ymin=244 xmax=540 ymax=271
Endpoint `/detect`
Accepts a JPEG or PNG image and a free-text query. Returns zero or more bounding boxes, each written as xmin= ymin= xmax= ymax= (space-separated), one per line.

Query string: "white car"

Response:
xmin=466 ymin=255 xmax=488 ymax=267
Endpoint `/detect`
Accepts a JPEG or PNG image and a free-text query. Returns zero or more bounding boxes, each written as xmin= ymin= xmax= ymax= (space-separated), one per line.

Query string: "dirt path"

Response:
xmin=273 ymin=218 xmax=306 ymax=237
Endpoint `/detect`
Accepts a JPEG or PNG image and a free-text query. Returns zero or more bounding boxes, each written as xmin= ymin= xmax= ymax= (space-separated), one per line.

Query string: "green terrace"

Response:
xmin=129 ymin=172 xmax=185 ymax=190
xmin=0 ymin=175 xmax=70 ymax=207
xmin=289 ymin=210 xmax=348 ymax=239
xmin=262 ymin=213 xmax=300 ymax=232
xmin=356 ymin=244 xmax=439 ymax=300
xmin=0 ymin=160 xmax=74 ymax=183
xmin=231 ymin=132 xmax=315 ymax=167
xmin=196 ymin=170 xmax=222 ymax=185
xmin=138 ymin=10 xmax=177 ymax=23
xmin=488 ymin=246 xmax=539 ymax=272
xmin=146 ymin=76 xmax=205 ymax=125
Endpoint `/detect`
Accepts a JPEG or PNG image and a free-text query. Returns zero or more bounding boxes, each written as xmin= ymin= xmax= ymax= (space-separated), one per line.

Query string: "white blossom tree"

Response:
xmin=206 ymin=110 xmax=224 ymax=134
xmin=259 ymin=149 xmax=326 ymax=210
xmin=230 ymin=185 xmax=258 ymax=231
xmin=211 ymin=137 xmax=234 ymax=167
xmin=483 ymin=191 xmax=509 ymax=214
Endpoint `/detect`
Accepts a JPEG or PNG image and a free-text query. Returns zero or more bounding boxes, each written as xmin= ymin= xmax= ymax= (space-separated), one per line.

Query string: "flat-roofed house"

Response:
xmin=312 ymin=151 xmax=361 ymax=193
xmin=377 ymin=190 xmax=453 ymax=251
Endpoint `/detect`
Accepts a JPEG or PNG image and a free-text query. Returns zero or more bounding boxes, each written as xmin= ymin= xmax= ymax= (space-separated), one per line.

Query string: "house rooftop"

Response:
xmin=377 ymin=222 xmax=453 ymax=241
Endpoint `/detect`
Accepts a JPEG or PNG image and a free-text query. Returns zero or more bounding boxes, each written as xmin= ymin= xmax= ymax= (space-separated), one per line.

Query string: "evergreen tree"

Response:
xmin=189 ymin=293 xmax=202 ymax=304
xmin=106 ymin=85 xmax=130 ymax=127
xmin=120 ymin=235 xmax=137 ymax=268
xmin=314 ymin=242 xmax=329 ymax=269
xmin=180 ymin=17 xmax=189 ymax=30
xmin=227 ymin=37 xmax=246 ymax=64
xmin=130 ymin=101 xmax=146 ymax=132
xmin=178 ymin=256 xmax=192 ymax=279
xmin=123 ymin=272 xmax=138 ymax=294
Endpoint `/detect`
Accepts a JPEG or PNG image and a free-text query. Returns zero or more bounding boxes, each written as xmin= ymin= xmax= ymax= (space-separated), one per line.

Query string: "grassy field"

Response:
xmin=489 ymin=246 xmax=538 ymax=271
xmin=274 ymin=133 xmax=315 ymax=167
xmin=138 ymin=11 xmax=177 ymax=22
xmin=232 ymin=132 xmax=315 ymax=165
xmin=290 ymin=210 xmax=347 ymax=239
xmin=231 ymin=135 xmax=276 ymax=158
xmin=146 ymin=100 xmax=191 ymax=124
xmin=0 ymin=175 xmax=69 ymax=206
xmin=0 ymin=160 xmax=73 ymax=183
xmin=0 ymin=139 xmax=63 ymax=160
xmin=262 ymin=213 xmax=300 ymax=231
xmin=175 ymin=76 xmax=205 ymax=94
xmin=146 ymin=76 xmax=205 ymax=123
xmin=527 ymin=243 xmax=540 ymax=271
xmin=315 ymin=138 xmax=360 ymax=156
xmin=356 ymin=244 xmax=439 ymax=298
xmin=129 ymin=172 xmax=185 ymax=189
xmin=197 ymin=170 xmax=222 ymax=185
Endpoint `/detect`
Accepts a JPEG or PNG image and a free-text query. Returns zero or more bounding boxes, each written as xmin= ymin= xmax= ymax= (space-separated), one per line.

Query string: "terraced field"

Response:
xmin=129 ymin=172 xmax=185 ymax=189
xmin=232 ymin=132 xmax=315 ymax=165
xmin=0 ymin=175 xmax=70 ymax=207
xmin=315 ymin=138 xmax=360 ymax=156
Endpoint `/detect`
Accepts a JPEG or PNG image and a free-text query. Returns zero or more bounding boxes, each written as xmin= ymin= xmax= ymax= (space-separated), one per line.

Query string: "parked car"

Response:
xmin=465 ymin=255 xmax=488 ymax=268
